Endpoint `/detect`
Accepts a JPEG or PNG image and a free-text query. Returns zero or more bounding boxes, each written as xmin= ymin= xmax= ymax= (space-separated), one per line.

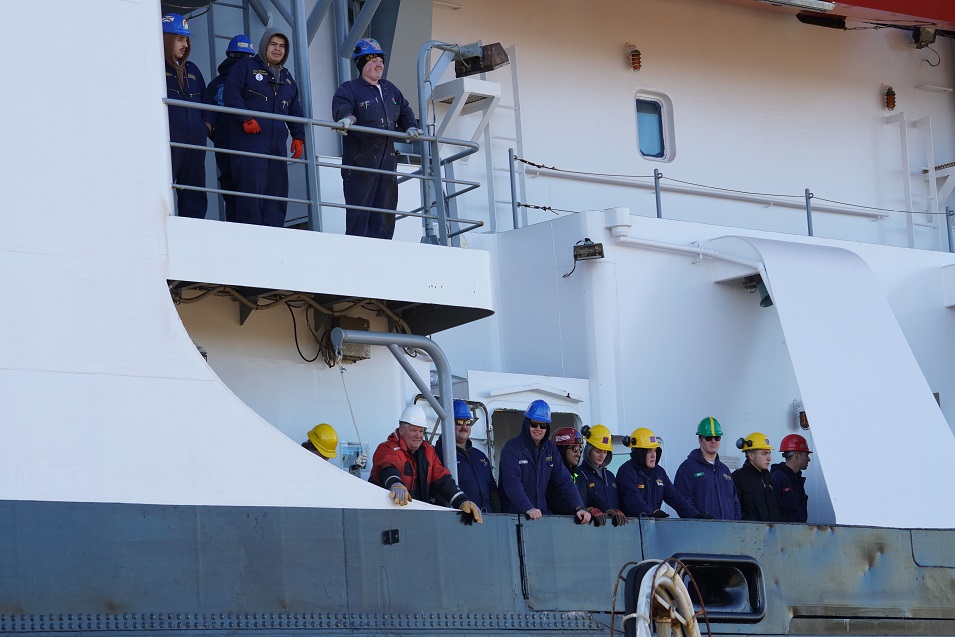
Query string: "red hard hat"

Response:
xmin=779 ymin=433 xmax=811 ymax=453
xmin=552 ymin=427 xmax=582 ymax=446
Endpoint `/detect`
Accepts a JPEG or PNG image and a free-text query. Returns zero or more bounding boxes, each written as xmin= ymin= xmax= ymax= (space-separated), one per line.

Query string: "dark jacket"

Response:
xmin=771 ymin=462 xmax=808 ymax=522
xmin=165 ymin=58 xmax=210 ymax=144
xmin=617 ymin=448 xmax=700 ymax=518
xmin=370 ymin=429 xmax=466 ymax=509
xmin=733 ymin=461 xmax=782 ymax=522
xmin=331 ymin=77 xmax=417 ymax=171
xmin=434 ymin=437 xmax=500 ymax=513
xmin=576 ymin=444 xmax=622 ymax=511
xmin=499 ymin=418 xmax=582 ymax=515
xmin=223 ymin=41 xmax=305 ymax=153
xmin=546 ymin=463 xmax=611 ymax=515
xmin=204 ymin=56 xmax=241 ymax=149
xmin=674 ymin=449 xmax=742 ymax=520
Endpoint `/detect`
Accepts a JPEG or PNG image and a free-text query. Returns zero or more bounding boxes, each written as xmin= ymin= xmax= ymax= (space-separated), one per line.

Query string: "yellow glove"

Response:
xmin=389 ymin=483 xmax=412 ymax=506
xmin=459 ymin=500 xmax=483 ymax=524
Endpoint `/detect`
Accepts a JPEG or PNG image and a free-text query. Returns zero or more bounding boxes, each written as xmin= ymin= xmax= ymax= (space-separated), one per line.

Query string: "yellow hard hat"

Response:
xmin=307 ymin=423 xmax=339 ymax=458
xmin=623 ymin=427 xmax=661 ymax=449
xmin=582 ymin=424 xmax=613 ymax=451
xmin=736 ymin=432 xmax=773 ymax=452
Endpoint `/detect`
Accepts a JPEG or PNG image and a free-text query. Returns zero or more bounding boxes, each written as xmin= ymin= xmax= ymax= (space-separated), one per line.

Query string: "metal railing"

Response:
xmin=163 ymin=99 xmax=484 ymax=246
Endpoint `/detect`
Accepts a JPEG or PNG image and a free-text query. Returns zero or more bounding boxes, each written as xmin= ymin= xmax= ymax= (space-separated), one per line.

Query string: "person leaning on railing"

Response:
xmin=332 ymin=38 xmax=424 ymax=240
xmin=223 ymin=28 xmax=306 ymax=227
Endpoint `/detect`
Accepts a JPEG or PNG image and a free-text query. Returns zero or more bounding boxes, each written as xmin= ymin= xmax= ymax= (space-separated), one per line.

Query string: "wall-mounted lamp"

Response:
xmin=792 ymin=399 xmax=809 ymax=429
xmin=912 ymin=26 xmax=937 ymax=49
xmin=625 ymin=43 xmax=641 ymax=71
xmin=883 ymin=85 xmax=896 ymax=111
xmin=563 ymin=238 xmax=604 ymax=278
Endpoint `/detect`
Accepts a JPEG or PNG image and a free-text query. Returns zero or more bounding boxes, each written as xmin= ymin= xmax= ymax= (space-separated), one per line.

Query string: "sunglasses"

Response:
xmin=529 ymin=422 xmax=547 ymax=430
xmin=455 ymin=419 xmax=473 ymax=427
xmin=567 ymin=445 xmax=583 ymax=453
xmin=702 ymin=436 xmax=721 ymax=442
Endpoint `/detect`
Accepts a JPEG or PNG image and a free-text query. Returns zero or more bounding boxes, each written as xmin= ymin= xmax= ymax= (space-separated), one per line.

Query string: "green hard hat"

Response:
xmin=696 ymin=417 xmax=723 ymax=437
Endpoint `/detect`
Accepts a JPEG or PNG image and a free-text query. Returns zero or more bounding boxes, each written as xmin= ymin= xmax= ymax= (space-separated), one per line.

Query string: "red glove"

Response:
xmin=243 ymin=118 xmax=262 ymax=134
xmin=586 ymin=507 xmax=607 ymax=527
xmin=290 ymin=139 xmax=304 ymax=159
xmin=606 ymin=509 xmax=628 ymax=527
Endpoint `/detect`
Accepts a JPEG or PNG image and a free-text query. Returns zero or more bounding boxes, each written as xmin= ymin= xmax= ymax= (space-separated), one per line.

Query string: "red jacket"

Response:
xmin=370 ymin=429 xmax=466 ymax=508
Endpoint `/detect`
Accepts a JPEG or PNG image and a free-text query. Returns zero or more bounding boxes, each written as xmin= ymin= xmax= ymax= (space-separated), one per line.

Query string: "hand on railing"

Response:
xmin=336 ymin=116 xmax=354 ymax=136
xmin=406 ymin=127 xmax=424 ymax=139
xmin=243 ymin=118 xmax=262 ymax=135
xmin=290 ymin=139 xmax=304 ymax=159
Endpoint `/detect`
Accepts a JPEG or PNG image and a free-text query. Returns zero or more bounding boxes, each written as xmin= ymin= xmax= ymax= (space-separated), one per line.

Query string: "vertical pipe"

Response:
xmin=291 ymin=0 xmax=322 ymax=232
xmin=945 ymin=206 xmax=954 ymax=253
xmin=653 ymin=168 xmax=663 ymax=219
xmin=805 ymin=188 xmax=814 ymax=237
xmin=509 ymin=147 xmax=520 ymax=229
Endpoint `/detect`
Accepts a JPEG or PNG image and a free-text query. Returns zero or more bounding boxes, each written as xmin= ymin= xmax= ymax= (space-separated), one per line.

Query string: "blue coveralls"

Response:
xmin=617 ymin=451 xmax=700 ymax=518
xmin=435 ymin=437 xmax=499 ymax=513
xmin=331 ymin=77 xmax=418 ymax=239
xmin=674 ymin=448 xmax=742 ymax=520
xmin=166 ymin=60 xmax=210 ymax=219
xmin=204 ymin=56 xmax=241 ymax=221
xmin=498 ymin=419 xmax=583 ymax=515
xmin=223 ymin=53 xmax=305 ymax=227
xmin=577 ymin=447 xmax=622 ymax=511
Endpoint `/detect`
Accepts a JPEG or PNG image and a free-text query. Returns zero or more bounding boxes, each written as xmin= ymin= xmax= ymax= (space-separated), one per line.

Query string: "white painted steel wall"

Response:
xmin=436 ymin=209 xmax=955 ymax=527
xmin=432 ymin=0 xmax=955 ymax=250
xmin=0 ymin=1 xmax=442 ymax=510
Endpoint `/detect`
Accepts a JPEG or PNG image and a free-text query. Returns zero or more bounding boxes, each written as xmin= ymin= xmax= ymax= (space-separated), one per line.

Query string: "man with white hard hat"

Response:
xmin=370 ymin=404 xmax=482 ymax=524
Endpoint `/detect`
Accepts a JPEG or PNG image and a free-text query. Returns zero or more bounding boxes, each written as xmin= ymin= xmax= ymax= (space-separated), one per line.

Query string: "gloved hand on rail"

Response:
xmin=290 ymin=139 xmax=304 ymax=159
xmin=336 ymin=116 xmax=354 ymax=136
xmin=389 ymin=483 xmax=412 ymax=506
xmin=406 ymin=127 xmax=424 ymax=139
xmin=586 ymin=507 xmax=606 ymax=527
xmin=696 ymin=512 xmax=713 ymax=520
xmin=606 ymin=509 xmax=628 ymax=527
xmin=650 ymin=509 xmax=669 ymax=519
xmin=243 ymin=118 xmax=262 ymax=134
xmin=459 ymin=501 xmax=483 ymax=525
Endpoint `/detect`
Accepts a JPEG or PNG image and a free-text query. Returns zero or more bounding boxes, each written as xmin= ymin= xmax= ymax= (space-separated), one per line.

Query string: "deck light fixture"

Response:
xmin=912 ymin=26 xmax=937 ymax=49
xmin=626 ymin=43 xmax=642 ymax=71
xmin=755 ymin=0 xmax=835 ymax=12
xmin=573 ymin=238 xmax=605 ymax=262
xmin=883 ymin=85 xmax=896 ymax=111
xmin=454 ymin=42 xmax=510 ymax=78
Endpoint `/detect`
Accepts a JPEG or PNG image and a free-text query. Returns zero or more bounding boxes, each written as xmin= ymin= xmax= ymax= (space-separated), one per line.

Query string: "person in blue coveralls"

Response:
xmin=770 ymin=433 xmax=811 ymax=522
xmin=434 ymin=399 xmax=500 ymax=513
xmin=162 ymin=13 xmax=212 ymax=219
xmin=577 ymin=424 xmax=628 ymax=526
xmin=224 ymin=28 xmax=306 ymax=227
xmin=203 ymin=35 xmax=255 ymax=222
xmin=498 ymin=400 xmax=591 ymax=524
xmin=674 ymin=417 xmax=741 ymax=520
xmin=331 ymin=38 xmax=424 ymax=239
xmin=617 ymin=427 xmax=709 ymax=519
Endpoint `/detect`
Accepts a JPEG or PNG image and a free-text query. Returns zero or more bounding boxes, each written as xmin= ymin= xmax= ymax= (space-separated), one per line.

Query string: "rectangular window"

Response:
xmin=636 ymin=98 xmax=665 ymax=159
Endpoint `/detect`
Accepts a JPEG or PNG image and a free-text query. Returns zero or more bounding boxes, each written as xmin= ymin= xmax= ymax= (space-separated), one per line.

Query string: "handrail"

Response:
xmin=163 ymin=99 xmax=484 ymax=245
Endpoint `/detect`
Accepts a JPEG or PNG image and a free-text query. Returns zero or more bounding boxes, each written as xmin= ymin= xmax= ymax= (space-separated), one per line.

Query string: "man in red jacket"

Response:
xmin=370 ymin=404 xmax=482 ymax=523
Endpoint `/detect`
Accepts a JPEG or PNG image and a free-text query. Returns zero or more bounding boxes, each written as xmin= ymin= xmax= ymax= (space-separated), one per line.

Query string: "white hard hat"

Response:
xmin=399 ymin=404 xmax=428 ymax=428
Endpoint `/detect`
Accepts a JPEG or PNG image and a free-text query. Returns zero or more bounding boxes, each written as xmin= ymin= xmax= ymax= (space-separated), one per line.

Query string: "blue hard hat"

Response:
xmin=352 ymin=37 xmax=385 ymax=61
xmin=524 ymin=399 xmax=551 ymax=424
xmin=161 ymin=13 xmax=191 ymax=37
xmin=227 ymin=34 xmax=255 ymax=55
xmin=453 ymin=399 xmax=472 ymax=421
